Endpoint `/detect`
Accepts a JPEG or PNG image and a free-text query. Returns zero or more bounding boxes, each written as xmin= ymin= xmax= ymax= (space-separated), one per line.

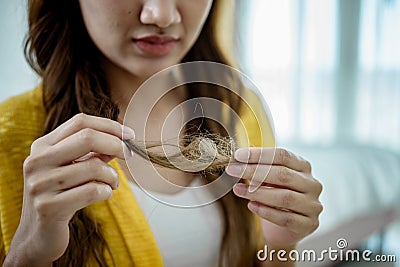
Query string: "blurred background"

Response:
xmin=235 ymin=1 xmax=400 ymax=266
xmin=237 ymin=0 xmax=400 ymax=151
xmin=1 ymin=0 xmax=399 ymax=266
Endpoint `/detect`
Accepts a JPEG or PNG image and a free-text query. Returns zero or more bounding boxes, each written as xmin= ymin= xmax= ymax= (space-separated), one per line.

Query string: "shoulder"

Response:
xmin=0 ymin=86 xmax=46 ymax=254
xmin=0 ymin=85 xmax=46 ymax=155
xmin=0 ymin=85 xmax=45 ymax=120
xmin=0 ymin=85 xmax=46 ymax=133
xmin=237 ymin=89 xmax=275 ymax=147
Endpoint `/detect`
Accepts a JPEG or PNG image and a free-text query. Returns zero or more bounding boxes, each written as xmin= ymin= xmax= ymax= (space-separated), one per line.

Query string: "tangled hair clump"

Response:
xmin=123 ymin=132 xmax=237 ymax=175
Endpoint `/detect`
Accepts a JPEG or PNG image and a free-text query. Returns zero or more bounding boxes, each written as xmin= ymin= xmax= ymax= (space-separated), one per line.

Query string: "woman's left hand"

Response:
xmin=226 ymin=147 xmax=323 ymax=248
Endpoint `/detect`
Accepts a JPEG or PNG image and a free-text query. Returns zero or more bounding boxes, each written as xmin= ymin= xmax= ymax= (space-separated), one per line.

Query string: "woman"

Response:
xmin=0 ymin=0 xmax=323 ymax=266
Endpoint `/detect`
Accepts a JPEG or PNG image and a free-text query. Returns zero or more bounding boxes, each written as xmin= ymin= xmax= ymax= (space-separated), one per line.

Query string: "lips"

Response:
xmin=133 ymin=35 xmax=178 ymax=57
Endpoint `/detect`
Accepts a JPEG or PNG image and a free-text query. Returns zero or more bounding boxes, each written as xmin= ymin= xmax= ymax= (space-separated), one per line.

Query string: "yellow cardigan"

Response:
xmin=0 ymin=86 xmax=274 ymax=266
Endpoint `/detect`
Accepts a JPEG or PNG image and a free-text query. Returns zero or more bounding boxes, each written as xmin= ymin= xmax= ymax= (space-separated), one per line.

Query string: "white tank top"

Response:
xmin=130 ymin=178 xmax=224 ymax=267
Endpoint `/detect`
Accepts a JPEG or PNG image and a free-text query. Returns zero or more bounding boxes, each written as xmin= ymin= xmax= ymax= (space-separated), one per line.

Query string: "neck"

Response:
xmin=102 ymin=59 xmax=182 ymax=123
xmin=102 ymin=61 xmax=145 ymax=122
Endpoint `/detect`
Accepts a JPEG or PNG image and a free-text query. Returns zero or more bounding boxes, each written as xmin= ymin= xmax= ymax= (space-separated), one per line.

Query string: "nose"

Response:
xmin=140 ymin=0 xmax=182 ymax=29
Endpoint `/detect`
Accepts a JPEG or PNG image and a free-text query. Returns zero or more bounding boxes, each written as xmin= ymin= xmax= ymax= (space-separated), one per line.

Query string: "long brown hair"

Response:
xmin=25 ymin=0 xmax=262 ymax=266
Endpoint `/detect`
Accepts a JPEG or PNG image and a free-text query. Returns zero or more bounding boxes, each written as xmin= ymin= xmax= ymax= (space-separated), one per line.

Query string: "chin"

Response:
xmin=135 ymin=59 xmax=180 ymax=79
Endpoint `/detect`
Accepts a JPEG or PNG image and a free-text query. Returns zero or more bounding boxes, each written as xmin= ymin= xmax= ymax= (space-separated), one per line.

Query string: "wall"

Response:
xmin=0 ymin=0 xmax=39 ymax=102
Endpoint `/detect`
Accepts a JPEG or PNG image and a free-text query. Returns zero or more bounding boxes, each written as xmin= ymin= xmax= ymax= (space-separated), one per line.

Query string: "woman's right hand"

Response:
xmin=4 ymin=113 xmax=135 ymax=266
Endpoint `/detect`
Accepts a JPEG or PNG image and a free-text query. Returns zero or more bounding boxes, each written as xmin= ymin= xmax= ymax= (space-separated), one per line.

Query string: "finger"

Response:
xmin=235 ymin=147 xmax=312 ymax=173
xmin=44 ymin=113 xmax=135 ymax=145
xmin=27 ymin=158 xmax=119 ymax=196
xmin=233 ymin=184 xmax=323 ymax=217
xmin=44 ymin=128 xmax=126 ymax=165
xmin=34 ymin=183 xmax=113 ymax=221
xmin=247 ymin=201 xmax=317 ymax=235
xmin=74 ymin=152 xmax=115 ymax=163
xmin=34 ymin=182 xmax=112 ymax=221
xmin=226 ymin=164 xmax=315 ymax=193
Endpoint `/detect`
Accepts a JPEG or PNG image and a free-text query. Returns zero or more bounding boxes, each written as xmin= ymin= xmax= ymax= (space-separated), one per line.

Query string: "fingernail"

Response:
xmin=109 ymin=167 xmax=119 ymax=189
xmin=110 ymin=167 xmax=118 ymax=178
xmin=248 ymin=201 xmax=259 ymax=213
xmin=122 ymin=141 xmax=134 ymax=158
xmin=233 ymin=183 xmax=247 ymax=196
xmin=105 ymin=185 xmax=113 ymax=198
xmin=122 ymin=125 xmax=135 ymax=140
xmin=226 ymin=164 xmax=242 ymax=176
xmin=235 ymin=148 xmax=250 ymax=162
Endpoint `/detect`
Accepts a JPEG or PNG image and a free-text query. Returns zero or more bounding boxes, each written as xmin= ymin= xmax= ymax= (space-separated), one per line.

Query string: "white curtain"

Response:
xmin=241 ymin=0 xmax=400 ymax=152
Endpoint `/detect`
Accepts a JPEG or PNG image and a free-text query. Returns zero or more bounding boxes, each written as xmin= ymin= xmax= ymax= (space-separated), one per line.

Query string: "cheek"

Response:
xmin=79 ymin=0 xmax=138 ymax=39
xmin=180 ymin=0 xmax=213 ymax=35
xmin=79 ymin=0 xmax=115 ymax=25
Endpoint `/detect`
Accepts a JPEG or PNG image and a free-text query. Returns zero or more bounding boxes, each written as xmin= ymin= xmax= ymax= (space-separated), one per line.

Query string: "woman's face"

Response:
xmin=79 ymin=0 xmax=213 ymax=79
